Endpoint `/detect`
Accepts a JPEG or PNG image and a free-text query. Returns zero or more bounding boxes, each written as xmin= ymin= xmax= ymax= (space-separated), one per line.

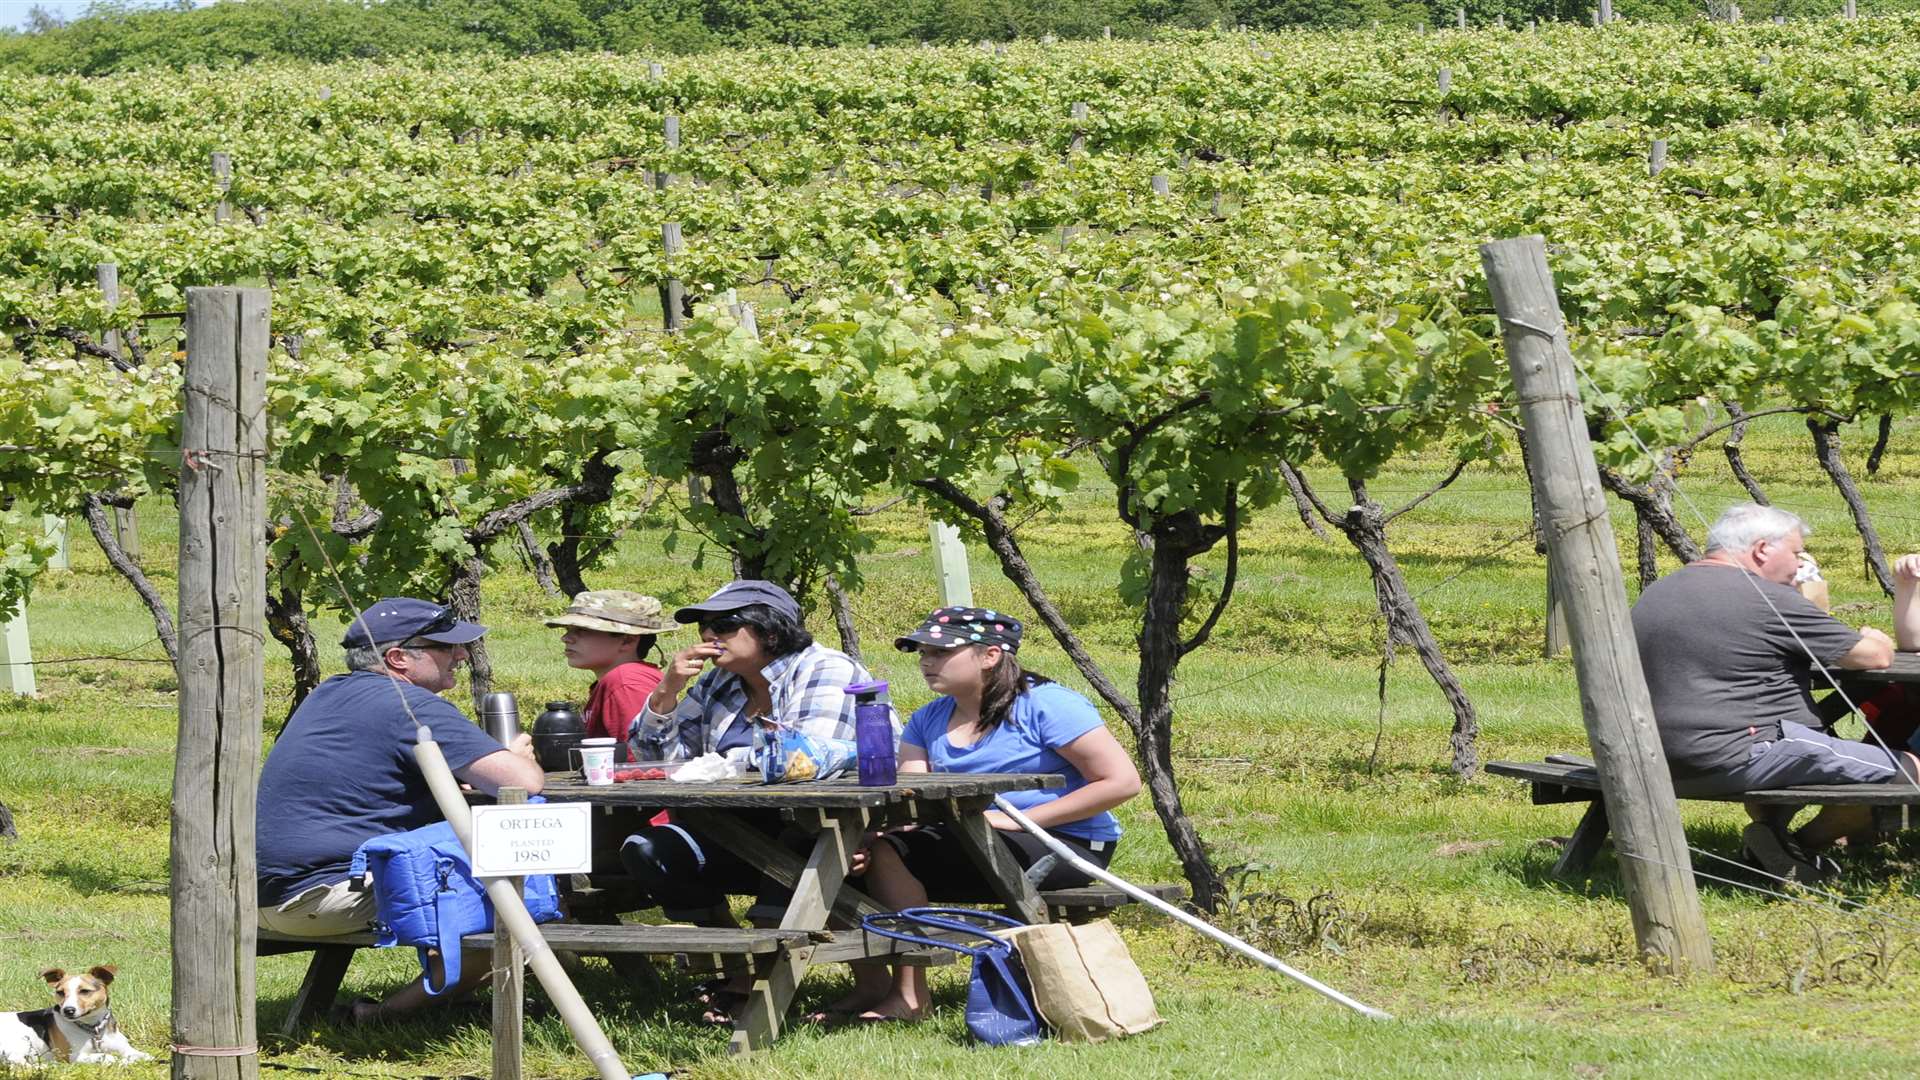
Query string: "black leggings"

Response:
xmin=889 ymin=823 xmax=1115 ymax=898
xmin=617 ymin=811 xmax=792 ymax=912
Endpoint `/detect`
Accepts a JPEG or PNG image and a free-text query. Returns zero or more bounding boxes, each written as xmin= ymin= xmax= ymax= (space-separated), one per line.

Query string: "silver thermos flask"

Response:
xmin=480 ymin=691 xmax=521 ymax=746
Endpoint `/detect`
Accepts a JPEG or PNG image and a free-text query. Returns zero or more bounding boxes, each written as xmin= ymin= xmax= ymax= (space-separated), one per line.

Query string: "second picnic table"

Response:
xmin=535 ymin=768 xmax=1063 ymax=1053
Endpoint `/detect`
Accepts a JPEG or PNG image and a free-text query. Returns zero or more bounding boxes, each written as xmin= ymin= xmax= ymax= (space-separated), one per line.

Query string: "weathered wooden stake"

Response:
xmin=1436 ymin=68 xmax=1452 ymax=125
xmin=1456 ymin=5 xmax=1467 ymax=29
xmin=492 ymin=785 xmax=528 ymax=1080
xmin=1069 ymin=102 xmax=1089 ymax=155
xmin=659 ymin=222 xmax=685 ymax=333
xmin=1648 ymin=138 xmax=1668 ymax=177
xmin=98 ymin=263 xmax=140 ymax=562
xmin=1600 ymin=0 xmax=1614 ymax=22
xmin=1545 ymin=577 xmax=1570 ymax=657
xmin=658 ymin=114 xmax=680 ymax=192
xmin=173 ymin=286 xmax=270 ymax=1078
xmin=1480 ymin=236 xmax=1713 ymax=976
xmin=1151 ymin=173 xmax=1170 ymax=196
xmin=211 ymin=152 xmax=232 ymax=224
xmin=1845 ymin=0 xmax=1857 ymax=18
xmin=929 ymin=521 xmax=974 ymax=606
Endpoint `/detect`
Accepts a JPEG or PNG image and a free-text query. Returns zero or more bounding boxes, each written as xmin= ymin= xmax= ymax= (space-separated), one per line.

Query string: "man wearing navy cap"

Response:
xmin=256 ymin=597 xmax=544 ymax=1022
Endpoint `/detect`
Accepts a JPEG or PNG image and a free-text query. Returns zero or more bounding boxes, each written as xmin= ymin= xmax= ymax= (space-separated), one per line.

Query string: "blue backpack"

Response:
xmin=350 ymin=818 xmax=562 ymax=995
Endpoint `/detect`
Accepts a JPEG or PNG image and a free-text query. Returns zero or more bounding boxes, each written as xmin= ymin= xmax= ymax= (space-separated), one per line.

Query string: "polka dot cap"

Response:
xmin=894 ymin=605 xmax=1024 ymax=653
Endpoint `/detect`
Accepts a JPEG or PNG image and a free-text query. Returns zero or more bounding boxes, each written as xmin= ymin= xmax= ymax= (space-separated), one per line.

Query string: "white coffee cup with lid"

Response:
xmin=572 ymin=737 xmax=618 ymax=786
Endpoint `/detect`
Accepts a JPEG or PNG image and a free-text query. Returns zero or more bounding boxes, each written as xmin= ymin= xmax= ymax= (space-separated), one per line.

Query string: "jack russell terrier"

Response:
xmin=0 ymin=966 xmax=152 ymax=1065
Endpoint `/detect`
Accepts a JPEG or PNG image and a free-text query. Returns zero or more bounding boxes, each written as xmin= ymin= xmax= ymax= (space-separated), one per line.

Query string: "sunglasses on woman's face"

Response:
xmin=699 ymin=615 xmax=748 ymax=636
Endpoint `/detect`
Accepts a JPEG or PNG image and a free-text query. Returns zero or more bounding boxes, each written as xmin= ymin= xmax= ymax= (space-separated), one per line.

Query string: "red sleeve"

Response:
xmin=594 ymin=662 xmax=663 ymax=742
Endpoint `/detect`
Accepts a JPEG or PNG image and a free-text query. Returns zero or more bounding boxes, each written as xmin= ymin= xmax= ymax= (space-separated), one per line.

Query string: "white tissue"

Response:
xmin=671 ymin=752 xmax=746 ymax=782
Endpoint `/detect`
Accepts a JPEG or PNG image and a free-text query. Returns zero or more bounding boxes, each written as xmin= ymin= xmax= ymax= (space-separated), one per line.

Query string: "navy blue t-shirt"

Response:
xmin=256 ymin=670 xmax=504 ymax=906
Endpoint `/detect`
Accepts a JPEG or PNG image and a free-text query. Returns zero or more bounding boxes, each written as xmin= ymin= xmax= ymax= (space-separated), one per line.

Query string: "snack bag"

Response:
xmin=753 ymin=724 xmax=856 ymax=784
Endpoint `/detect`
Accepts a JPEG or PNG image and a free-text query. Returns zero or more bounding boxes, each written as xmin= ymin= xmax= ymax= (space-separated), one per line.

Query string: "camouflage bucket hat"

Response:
xmin=544 ymin=591 xmax=674 ymax=635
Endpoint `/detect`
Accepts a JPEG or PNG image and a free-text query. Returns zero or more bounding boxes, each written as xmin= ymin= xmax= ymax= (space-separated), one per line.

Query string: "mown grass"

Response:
xmin=7 ymin=413 xmax=1920 ymax=1077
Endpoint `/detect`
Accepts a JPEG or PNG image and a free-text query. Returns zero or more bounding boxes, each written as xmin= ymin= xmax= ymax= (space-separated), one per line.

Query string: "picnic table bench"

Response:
xmin=1488 ymin=756 xmax=1920 ymax=879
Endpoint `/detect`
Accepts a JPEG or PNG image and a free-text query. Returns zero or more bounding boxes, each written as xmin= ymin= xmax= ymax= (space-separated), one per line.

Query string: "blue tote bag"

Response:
xmin=859 ymin=908 xmax=1043 ymax=1046
xmin=350 ymin=819 xmax=562 ymax=994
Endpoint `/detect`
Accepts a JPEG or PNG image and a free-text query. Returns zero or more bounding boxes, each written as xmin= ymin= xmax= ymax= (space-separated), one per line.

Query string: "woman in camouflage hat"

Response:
xmin=545 ymin=591 xmax=671 ymax=750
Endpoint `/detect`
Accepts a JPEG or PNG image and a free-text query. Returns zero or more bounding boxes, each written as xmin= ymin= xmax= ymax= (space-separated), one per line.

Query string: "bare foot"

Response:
xmin=849 ymin=994 xmax=925 ymax=1023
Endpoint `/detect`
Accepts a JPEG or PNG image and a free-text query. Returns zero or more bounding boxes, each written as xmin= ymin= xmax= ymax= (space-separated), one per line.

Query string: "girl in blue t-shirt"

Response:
xmin=815 ymin=606 xmax=1141 ymax=1025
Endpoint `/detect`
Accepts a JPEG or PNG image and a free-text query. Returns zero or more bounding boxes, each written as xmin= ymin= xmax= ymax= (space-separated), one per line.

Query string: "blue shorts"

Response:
xmin=1674 ymin=721 xmax=1917 ymax=796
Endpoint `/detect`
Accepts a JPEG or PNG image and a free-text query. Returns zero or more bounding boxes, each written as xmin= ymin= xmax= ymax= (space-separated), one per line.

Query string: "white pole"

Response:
xmin=929 ymin=520 xmax=974 ymax=606
xmin=1 ymin=606 xmax=34 ymax=696
xmin=991 ymin=796 xmax=1392 ymax=1021
xmin=412 ymin=728 xmax=630 ymax=1080
xmin=43 ymin=514 xmax=68 ymax=570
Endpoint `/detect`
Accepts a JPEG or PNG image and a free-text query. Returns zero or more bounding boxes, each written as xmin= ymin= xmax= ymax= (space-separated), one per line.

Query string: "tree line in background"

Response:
xmin=4 ymin=0 xmax=1896 ymax=74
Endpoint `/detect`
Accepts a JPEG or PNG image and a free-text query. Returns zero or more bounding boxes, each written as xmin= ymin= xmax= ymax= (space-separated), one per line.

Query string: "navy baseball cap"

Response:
xmin=341 ymin=597 xmax=487 ymax=649
xmin=673 ymin=579 xmax=802 ymax=624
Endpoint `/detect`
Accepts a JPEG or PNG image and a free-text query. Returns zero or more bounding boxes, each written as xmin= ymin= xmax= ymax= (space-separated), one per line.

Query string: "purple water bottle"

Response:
xmin=849 ymin=680 xmax=896 ymax=787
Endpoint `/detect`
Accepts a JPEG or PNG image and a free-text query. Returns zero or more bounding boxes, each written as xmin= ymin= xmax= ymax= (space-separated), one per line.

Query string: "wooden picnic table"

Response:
xmin=1494 ymin=651 xmax=1920 ymax=879
xmin=1832 ymin=649 xmax=1920 ymax=689
xmin=535 ymin=769 xmax=1064 ymax=1054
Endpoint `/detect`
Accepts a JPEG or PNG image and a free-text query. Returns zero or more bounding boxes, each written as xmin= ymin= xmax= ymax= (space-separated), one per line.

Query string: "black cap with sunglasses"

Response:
xmin=340 ymin=598 xmax=488 ymax=650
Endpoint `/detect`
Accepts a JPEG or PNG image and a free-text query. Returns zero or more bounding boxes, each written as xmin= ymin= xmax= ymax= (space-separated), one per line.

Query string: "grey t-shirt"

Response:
xmin=1631 ymin=562 xmax=1862 ymax=778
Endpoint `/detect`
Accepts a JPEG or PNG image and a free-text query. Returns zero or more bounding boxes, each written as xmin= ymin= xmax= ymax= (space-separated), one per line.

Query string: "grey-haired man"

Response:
xmin=1633 ymin=503 xmax=1914 ymax=881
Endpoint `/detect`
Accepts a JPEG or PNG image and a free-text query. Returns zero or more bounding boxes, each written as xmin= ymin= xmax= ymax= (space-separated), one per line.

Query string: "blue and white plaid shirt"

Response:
xmin=629 ymin=642 xmax=894 ymax=762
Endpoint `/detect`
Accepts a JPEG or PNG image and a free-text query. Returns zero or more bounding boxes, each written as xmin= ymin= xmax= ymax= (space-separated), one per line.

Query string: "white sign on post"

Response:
xmin=469 ymin=802 xmax=594 ymax=879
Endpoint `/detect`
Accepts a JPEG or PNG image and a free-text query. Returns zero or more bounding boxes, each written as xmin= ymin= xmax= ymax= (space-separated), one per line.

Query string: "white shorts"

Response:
xmin=259 ymin=875 xmax=376 ymax=936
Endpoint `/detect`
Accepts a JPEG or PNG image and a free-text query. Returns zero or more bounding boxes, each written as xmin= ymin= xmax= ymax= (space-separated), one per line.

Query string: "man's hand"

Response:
xmin=1838 ymin=625 xmax=1896 ymax=670
xmin=507 ymin=732 xmax=537 ymax=764
xmin=1895 ymin=554 xmax=1920 ymax=583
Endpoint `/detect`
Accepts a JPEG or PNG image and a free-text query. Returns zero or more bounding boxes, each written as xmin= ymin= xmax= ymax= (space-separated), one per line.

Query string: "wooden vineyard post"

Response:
xmin=172 ymin=286 xmax=270 ymax=1078
xmin=492 ymin=786 xmax=528 ymax=1080
xmin=1480 ymin=236 xmax=1713 ymax=976
xmin=1436 ymin=68 xmax=1452 ymax=126
xmin=1545 ymin=577 xmax=1570 ymax=658
xmin=659 ymin=222 xmax=685 ymax=332
xmin=659 ymin=113 xmax=679 ymax=192
xmin=211 ymin=152 xmax=232 ymax=223
xmin=1648 ymin=139 xmax=1668 ymax=178
xmin=98 ymin=262 xmax=139 ymax=562
xmin=1456 ymin=5 xmax=1466 ymax=29
xmin=1069 ymin=102 xmax=1088 ymax=156
xmin=1845 ymin=0 xmax=1857 ymax=18
xmin=1600 ymin=0 xmax=1614 ymax=23
xmin=1151 ymin=173 xmax=1170 ymax=196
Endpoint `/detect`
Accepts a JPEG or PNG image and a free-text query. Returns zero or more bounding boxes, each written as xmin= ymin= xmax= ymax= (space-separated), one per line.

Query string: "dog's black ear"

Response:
xmin=88 ymin=965 xmax=117 ymax=985
xmin=41 ymin=968 xmax=66 ymax=985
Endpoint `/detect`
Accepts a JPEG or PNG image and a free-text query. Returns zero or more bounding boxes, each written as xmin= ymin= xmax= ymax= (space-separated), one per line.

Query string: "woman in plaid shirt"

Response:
xmin=619 ymin=579 xmax=892 ymax=1023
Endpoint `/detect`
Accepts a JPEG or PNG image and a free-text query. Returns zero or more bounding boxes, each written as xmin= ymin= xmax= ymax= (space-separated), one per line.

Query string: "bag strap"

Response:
xmin=901 ymin=907 xmax=1030 ymax=933
xmin=422 ymin=860 xmax=465 ymax=996
xmin=859 ymin=911 xmax=1012 ymax=960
